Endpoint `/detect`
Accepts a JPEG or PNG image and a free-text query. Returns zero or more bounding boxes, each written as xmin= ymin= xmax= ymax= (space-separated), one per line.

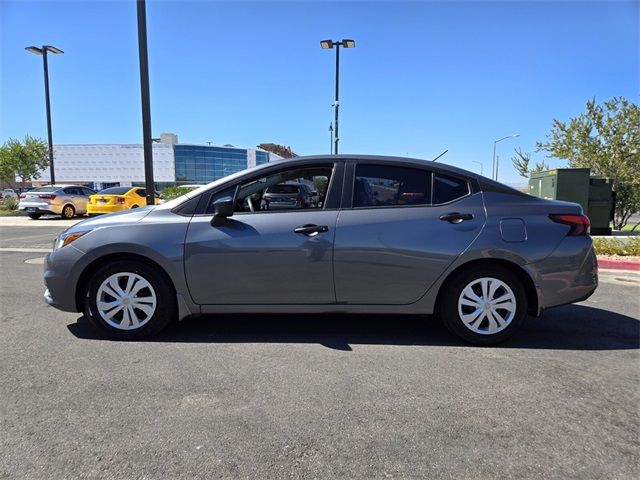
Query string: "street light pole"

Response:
xmin=492 ymin=133 xmax=520 ymax=181
xmin=136 ymin=0 xmax=155 ymax=206
xmin=329 ymin=123 xmax=334 ymax=154
xmin=25 ymin=45 xmax=63 ymax=185
xmin=320 ymin=39 xmax=355 ymax=155
xmin=472 ymin=160 xmax=484 ymax=176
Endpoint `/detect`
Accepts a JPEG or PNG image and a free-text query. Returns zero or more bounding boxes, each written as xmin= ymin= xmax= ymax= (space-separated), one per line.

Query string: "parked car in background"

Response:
xmin=263 ymin=183 xmax=318 ymax=209
xmin=0 ymin=189 xmax=18 ymax=200
xmin=18 ymin=185 xmax=96 ymax=219
xmin=44 ymin=155 xmax=597 ymax=345
xmin=87 ymin=186 xmax=159 ymax=215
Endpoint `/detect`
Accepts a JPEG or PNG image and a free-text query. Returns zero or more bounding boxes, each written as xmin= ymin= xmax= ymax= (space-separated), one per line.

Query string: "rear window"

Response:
xmin=99 ymin=187 xmax=131 ymax=195
xmin=266 ymin=185 xmax=300 ymax=194
xmin=433 ymin=174 xmax=469 ymax=204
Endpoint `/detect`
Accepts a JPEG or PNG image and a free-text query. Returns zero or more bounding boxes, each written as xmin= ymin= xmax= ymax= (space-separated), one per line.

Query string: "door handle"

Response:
xmin=439 ymin=212 xmax=474 ymax=224
xmin=294 ymin=224 xmax=329 ymax=236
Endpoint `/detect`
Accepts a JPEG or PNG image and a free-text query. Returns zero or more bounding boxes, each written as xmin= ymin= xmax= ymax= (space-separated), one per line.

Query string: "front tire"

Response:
xmin=84 ymin=259 xmax=176 ymax=340
xmin=437 ymin=266 xmax=527 ymax=346
xmin=61 ymin=204 xmax=75 ymax=219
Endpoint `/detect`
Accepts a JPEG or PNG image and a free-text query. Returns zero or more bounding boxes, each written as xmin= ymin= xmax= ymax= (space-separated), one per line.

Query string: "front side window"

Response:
xmin=433 ymin=173 xmax=469 ymax=204
xmin=353 ymin=164 xmax=431 ymax=208
xmin=206 ymin=165 xmax=333 ymax=214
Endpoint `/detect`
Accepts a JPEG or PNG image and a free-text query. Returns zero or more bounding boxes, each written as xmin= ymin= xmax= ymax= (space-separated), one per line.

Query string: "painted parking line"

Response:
xmin=0 ymin=248 xmax=52 ymax=253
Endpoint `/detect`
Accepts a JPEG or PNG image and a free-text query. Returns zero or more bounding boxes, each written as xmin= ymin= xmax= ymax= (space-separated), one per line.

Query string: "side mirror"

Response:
xmin=310 ymin=191 xmax=319 ymax=197
xmin=211 ymin=196 xmax=234 ymax=226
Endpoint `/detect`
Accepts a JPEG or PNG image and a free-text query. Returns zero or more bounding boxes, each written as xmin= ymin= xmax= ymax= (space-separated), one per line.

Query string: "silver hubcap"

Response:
xmin=457 ymin=277 xmax=516 ymax=335
xmin=96 ymin=272 xmax=157 ymax=330
xmin=64 ymin=207 xmax=73 ymax=217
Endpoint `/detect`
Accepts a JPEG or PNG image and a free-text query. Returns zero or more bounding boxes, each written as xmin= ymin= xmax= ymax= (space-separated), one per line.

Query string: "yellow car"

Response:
xmin=87 ymin=187 xmax=159 ymax=215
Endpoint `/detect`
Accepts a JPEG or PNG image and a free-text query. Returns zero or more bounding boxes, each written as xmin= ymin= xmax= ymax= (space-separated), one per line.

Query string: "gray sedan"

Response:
xmin=19 ymin=184 xmax=96 ymax=219
xmin=43 ymin=155 xmax=597 ymax=345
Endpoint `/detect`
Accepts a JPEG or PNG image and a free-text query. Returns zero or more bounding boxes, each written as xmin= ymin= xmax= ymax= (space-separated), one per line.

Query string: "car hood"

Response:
xmin=68 ymin=206 xmax=155 ymax=232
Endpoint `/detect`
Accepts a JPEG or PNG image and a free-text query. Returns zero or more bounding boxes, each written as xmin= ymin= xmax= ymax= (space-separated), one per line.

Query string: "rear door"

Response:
xmin=333 ymin=161 xmax=486 ymax=305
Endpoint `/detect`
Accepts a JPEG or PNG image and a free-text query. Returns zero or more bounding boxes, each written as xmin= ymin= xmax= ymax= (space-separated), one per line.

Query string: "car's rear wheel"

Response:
xmin=437 ymin=266 xmax=527 ymax=346
xmin=61 ymin=204 xmax=75 ymax=219
xmin=84 ymin=259 xmax=176 ymax=340
xmin=27 ymin=213 xmax=42 ymax=220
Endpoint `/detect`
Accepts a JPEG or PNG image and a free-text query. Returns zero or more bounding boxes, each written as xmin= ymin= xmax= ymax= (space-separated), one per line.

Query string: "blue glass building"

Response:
xmin=175 ymin=145 xmax=251 ymax=184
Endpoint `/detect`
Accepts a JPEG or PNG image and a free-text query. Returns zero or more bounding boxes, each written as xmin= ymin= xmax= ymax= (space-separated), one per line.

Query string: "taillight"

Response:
xmin=549 ymin=214 xmax=590 ymax=236
xmin=19 ymin=194 xmax=26 ymax=199
xmin=116 ymin=197 xmax=126 ymax=204
xmin=39 ymin=194 xmax=56 ymax=200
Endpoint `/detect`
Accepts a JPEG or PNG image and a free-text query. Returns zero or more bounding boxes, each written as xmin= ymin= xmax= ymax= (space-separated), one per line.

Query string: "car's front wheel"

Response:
xmin=84 ymin=259 xmax=176 ymax=340
xmin=437 ymin=266 xmax=527 ymax=346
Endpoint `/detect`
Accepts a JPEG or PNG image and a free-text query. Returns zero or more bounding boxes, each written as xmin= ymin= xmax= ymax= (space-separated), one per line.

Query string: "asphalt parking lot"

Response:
xmin=0 ymin=219 xmax=638 ymax=479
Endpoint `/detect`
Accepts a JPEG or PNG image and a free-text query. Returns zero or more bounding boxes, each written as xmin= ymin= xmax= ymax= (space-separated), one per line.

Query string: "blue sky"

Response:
xmin=1 ymin=0 xmax=638 ymax=185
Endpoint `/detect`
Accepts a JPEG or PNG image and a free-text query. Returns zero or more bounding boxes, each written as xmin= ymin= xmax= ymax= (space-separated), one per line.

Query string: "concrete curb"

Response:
xmin=598 ymin=257 xmax=640 ymax=271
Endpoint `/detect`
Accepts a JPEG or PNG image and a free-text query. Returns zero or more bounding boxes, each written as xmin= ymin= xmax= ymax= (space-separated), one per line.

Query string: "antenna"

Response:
xmin=432 ymin=149 xmax=448 ymax=162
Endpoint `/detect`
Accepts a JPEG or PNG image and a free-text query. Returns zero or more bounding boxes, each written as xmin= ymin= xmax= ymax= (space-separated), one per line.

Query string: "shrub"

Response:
xmin=160 ymin=186 xmax=196 ymax=201
xmin=593 ymin=236 xmax=640 ymax=256
xmin=0 ymin=197 xmax=18 ymax=210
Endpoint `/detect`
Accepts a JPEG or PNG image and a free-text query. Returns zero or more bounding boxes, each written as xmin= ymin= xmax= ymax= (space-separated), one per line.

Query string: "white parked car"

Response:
xmin=0 ymin=189 xmax=18 ymax=200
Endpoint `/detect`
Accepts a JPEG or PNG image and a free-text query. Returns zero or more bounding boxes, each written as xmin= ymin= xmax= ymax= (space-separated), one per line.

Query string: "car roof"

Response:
xmin=272 ymin=154 xmax=525 ymax=196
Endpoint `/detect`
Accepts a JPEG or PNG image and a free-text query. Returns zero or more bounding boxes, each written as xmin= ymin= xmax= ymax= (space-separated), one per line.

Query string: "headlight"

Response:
xmin=54 ymin=230 xmax=91 ymax=250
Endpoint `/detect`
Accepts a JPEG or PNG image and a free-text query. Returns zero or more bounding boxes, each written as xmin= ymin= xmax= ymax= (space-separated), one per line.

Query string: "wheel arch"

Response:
xmin=435 ymin=258 xmax=539 ymax=316
xmin=75 ymin=252 xmax=177 ymax=312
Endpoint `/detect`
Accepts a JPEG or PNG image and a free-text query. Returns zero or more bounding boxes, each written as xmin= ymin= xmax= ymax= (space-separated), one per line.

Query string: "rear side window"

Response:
xmin=353 ymin=165 xmax=431 ymax=207
xmin=433 ymin=174 xmax=469 ymax=204
xmin=136 ymin=189 xmax=147 ymax=198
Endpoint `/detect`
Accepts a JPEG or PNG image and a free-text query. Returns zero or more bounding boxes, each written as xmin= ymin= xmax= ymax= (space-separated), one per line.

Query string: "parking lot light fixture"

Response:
xmin=25 ymin=44 xmax=64 ymax=185
xmin=492 ymin=133 xmax=520 ymax=181
xmin=320 ymin=38 xmax=356 ymax=154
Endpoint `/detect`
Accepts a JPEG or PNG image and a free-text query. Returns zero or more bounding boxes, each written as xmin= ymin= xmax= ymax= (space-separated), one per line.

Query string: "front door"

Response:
xmin=184 ymin=163 xmax=340 ymax=305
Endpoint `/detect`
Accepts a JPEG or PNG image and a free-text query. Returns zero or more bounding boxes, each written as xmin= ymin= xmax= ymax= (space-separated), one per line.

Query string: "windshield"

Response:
xmin=266 ymin=184 xmax=300 ymax=194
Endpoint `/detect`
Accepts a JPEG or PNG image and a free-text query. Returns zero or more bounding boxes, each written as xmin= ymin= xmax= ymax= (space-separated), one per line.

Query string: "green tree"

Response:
xmin=0 ymin=136 xmax=50 ymax=190
xmin=536 ymin=97 xmax=640 ymax=230
xmin=511 ymin=147 xmax=549 ymax=178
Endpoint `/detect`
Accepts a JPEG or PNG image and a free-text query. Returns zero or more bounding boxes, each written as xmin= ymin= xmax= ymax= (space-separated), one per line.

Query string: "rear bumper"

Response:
xmin=19 ymin=202 xmax=62 ymax=215
xmin=87 ymin=204 xmax=126 ymax=214
xmin=526 ymin=237 xmax=598 ymax=313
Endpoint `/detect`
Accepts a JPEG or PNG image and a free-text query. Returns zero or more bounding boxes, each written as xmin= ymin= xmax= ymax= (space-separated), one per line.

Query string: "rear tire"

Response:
xmin=61 ymin=204 xmax=75 ymax=219
xmin=437 ymin=265 xmax=527 ymax=346
xmin=84 ymin=259 xmax=176 ymax=340
xmin=27 ymin=213 xmax=42 ymax=220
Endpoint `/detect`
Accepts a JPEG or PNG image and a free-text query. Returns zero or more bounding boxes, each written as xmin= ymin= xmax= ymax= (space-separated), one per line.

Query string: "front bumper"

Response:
xmin=43 ymin=245 xmax=91 ymax=313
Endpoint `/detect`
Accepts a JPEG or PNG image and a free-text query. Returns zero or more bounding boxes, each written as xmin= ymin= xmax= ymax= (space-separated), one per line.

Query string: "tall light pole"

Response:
xmin=328 ymin=122 xmax=333 ymax=154
xmin=492 ymin=133 xmax=520 ymax=181
xmin=320 ymin=39 xmax=355 ymax=155
xmin=472 ymin=160 xmax=484 ymax=176
xmin=25 ymin=45 xmax=63 ymax=185
xmin=136 ymin=0 xmax=155 ymax=206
